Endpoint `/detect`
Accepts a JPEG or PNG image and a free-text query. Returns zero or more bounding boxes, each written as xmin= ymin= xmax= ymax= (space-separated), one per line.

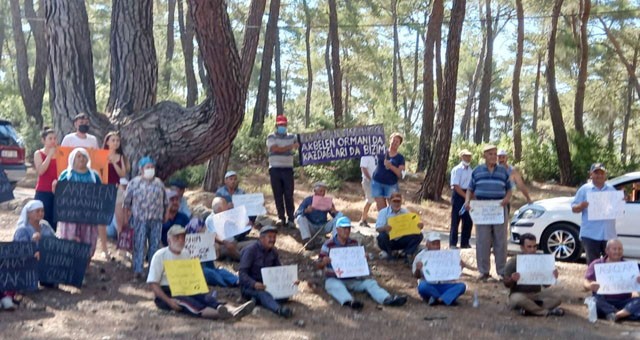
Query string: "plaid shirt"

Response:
xmin=319 ymin=236 xmax=359 ymax=278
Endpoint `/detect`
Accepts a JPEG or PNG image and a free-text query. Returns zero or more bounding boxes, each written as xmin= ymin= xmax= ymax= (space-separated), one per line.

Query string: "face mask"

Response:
xmin=276 ymin=126 xmax=287 ymax=134
xmin=143 ymin=168 xmax=155 ymax=179
xmin=462 ymin=161 xmax=470 ymax=166
xmin=78 ymin=124 xmax=90 ymax=133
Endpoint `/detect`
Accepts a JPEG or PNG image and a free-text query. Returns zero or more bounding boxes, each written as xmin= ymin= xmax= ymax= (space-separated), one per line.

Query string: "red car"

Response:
xmin=0 ymin=120 xmax=27 ymax=188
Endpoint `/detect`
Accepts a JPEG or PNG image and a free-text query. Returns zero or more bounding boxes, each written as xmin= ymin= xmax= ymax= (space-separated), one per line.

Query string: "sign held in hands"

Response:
xmin=388 ymin=213 xmax=421 ymax=240
xmin=311 ymin=195 xmax=333 ymax=211
xmin=469 ymin=200 xmax=504 ymax=225
xmin=261 ymin=265 xmax=299 ymax=299
xmin=55 ymin=181 xmax=117 ymax=225
xmin=232 ymin=193 xmax=267 ymax=216
xmin=419 ymin=249 xmax=461 ymax=282
xmin=212 ymin=205 xmax=251 ymax=240
xmin=594 ymin=261 xmax=640 ymax=295
xmin=0 ymin=242 xmax=38 ymax=291
xmin=163 ymin=258 xmax=209 ymax=296
xmin=298 ymin=124 xmax=386 ymax=166
xmin=329 ymin=246 xmax=370 ymax=279
xmin=38 ymin=238 xmax=91 ymax=288
xmin=184 ymin=233 xmax=217 ymax=262
xmin=516 ymin=254 xmax=556 ymax=285
xmin=587 ymin=191 xmax=624 ymax=221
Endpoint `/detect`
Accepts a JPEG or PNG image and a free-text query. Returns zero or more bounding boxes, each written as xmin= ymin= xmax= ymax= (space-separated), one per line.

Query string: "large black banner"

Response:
xmin=0 ymin=242 xmax=38 ymax=291
xmin=297 ymin=124 xmax=386 ymax=166
xmin=38 ymin=238 xmax=91 ymax=288
xmin=55 ymin=181 xmax=117 ymax=225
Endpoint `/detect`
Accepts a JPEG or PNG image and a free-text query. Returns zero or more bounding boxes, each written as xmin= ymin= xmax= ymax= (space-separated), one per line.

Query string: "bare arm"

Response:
xmin=511 ymin=170 xmax=532 ymax=203
xmin=269 ymin=143 xmax=299 ymax=153
xmin=34 ymin=150 xmax=54 ymax=176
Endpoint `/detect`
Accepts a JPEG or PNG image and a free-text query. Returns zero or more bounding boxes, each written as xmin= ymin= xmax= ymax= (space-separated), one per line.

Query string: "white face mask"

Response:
xmin=462 ymin=161 xmax=470 ymax=166
xmin=143 ymin=168 xmax=155 ymax=179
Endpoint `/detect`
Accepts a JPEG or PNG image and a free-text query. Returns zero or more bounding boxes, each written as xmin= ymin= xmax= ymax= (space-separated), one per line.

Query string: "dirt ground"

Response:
xmin=1 ymin=167 xmax=639 ymax=339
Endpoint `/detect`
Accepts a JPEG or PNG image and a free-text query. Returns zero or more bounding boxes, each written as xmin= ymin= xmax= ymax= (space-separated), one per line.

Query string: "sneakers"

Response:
xmin=216 ymin=305 xmax=233 ymax=320
xmin=383 ymin=295 xmax=407 ymax=307
xmin=343 ymin=300 xmax=364 ymax=310
xmin=231 ymin=300 xmax=256 ymax=319
xmin=547 ymin=308 xmax=565 ymax=317
xmin=1 ymin=296 xmax=16 ymax=311
xmin=277 ymin=306 xmax=293 ymax=318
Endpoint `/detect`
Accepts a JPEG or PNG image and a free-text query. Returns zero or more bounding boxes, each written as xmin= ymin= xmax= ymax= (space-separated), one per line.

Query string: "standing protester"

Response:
xmin=124 ymin=156 xmax=168 ymax=281
xmin=267 ymin=115 xmax=299 ymax=228
xmin=60 ymin=113 xmax=99 ymax=149
xmin=571 ymin=163 xmax=618 ymax=265
xmin=34 ymin=128 xmax=58 ymax=230
xmin=371 ymin=132 xmax=405 ymax=211
xmin=100 ymin=132 xmax=130 ymax=256
xmin=449 ymin=149 xmax=473 ymax=249
xmin=497 ymin=149 xmax=533 ymax=205
xmin=464 ymin=145 xmax=512 ymax=282
xmin=358 ymin=155 xmax=377 ymax=227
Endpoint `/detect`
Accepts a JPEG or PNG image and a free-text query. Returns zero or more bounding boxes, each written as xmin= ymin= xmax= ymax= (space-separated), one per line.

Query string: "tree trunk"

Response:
xmin=303 ymin=0 xmax=313 ymax=128
xmin=475 ymin=0 xmax=493 ymax=144
xmin=598 ymin=17 xmax=640 ymax=96
xmin=392 ymin=0 xmax=399 ymax=113
xmin=621 ymin=45 xmax=638 ymax=165
xmin=407 ymin=11 xmax=426 ymax=123
xmin=275 ymin=28 xmax=284 ymax=116
xmin=512 ymin=0 xmax=524 ymax=162
xmin=177 ymin=0 xmax=198 ymax=106
xmin=0 ymin=3 xmax=5 ymax=69
xmin=573 ymin=0 xmax=590 ymax=135
xmin=325 ymin=34 xmax=334 ymax=109
xmin=546 ymin=0 xmax=572 ymax=185
xmin=417 ymin=0 xmax=444 ymax=172
xmin=163 ymin=0 xmax=176 ymax=92
xmin=532 ymin=52 xmax=542 ymax=134
xmin=328 ymin=0 xmax=343 ymax=128
xmin=418 ymin=0 xmax=466 ymax=201
xmin=461 ymin=28 xmax=485 ymax=141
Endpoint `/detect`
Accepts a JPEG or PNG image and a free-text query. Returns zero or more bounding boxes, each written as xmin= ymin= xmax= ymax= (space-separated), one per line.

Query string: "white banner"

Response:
xmin=232 ymin=193 xmax=267 ymax=217
xmin=595 ymin=261 xmax=640 ymax=295
xmin=212 ymin=206 xmax=251 ymax=240
xmin=419 ymin=249 xmax=461 ymax=282
xmin=587 ymin=191 xmax=624 ymax=221
xmin=329 ymin=246 xmax=370 ymax=279
xmin=261 ymin=265 xmax=299 ymax=299
xmin=516 ymin=254 xmax=556 ymax=285
xmin=469 ymin=200 xmax=504 ymax=225
xmin=184 ymin=233 xmax=217 ymax=262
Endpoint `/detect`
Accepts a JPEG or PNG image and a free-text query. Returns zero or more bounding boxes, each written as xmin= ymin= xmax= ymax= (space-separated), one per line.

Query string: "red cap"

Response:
xmin=276 ymin=115 xmax=288 ymax=125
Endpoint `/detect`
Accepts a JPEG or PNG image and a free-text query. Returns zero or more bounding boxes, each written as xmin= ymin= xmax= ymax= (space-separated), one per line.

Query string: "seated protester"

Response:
xmin=147 ymin=225 xmax=254 ymax=320
xmin=238 ymin=226 xmax=293 ymax=318
xmin=204 ymin=197 xmax=256 ymax=261
xmin=584 ymin=239 xmax=640 ymax=322
xmin=169 ymin=179 xmax=191 ymax=218
xmin=295 ymin=181 xmax=339 ymax=250
xmin=317 ymin=217 xmax=407 ymax=310
xmin=184 ymin=218 xmax=239 ymax=288
xmin=375 ymin=192 xmax=423 ymax=260
xmin=161 ymin=189 xmax=190 ymax=247
xmin=215 ymin=171 xmax=246 ymax=207
xmin=412 ymin=232 xmax=466 ymax=306
xmin=504 ymin=233 xmax=564 ymax=317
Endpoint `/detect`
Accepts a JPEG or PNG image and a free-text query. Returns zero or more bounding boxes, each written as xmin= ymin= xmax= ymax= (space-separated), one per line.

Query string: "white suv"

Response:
xmin=510 ymin=172 xmax=640 ymax=261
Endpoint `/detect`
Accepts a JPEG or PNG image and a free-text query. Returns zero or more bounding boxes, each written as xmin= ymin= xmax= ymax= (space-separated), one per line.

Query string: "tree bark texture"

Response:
xmin=598 ymin=17 xmax=640 ymax=97
xmin=163 ymin=0 xmax=176 ymax=93
xmin=392 ymin=0 xmax=399 ymax=113
xmin=621 ymin=45 xmax=638 ymax=165
xmin=511 ymin=0 xmax=524 ymax=162
xmin=177 ymin=0 xmax=198 ymax=106
xmin=461 ymin=29 xmax=485 ymax=141
xmin=419 ymin=0 xmax=466 ymax=201
xmin=475 ymin=0 xmax=493 ymax=144
xmin=328 ymin=0 xmax=343 ymax=128
xmin=573 ymin=0 xmax=590 ymax=135
xmin=532 ymin=52 xmax=542 ymax=134
xmin=325 ymin=34 xmax=334 ymax=110
xmin=275 ymin=28 xmax=284 ymax=116
xmin=303 ymin=0 xmax=313 ymax=128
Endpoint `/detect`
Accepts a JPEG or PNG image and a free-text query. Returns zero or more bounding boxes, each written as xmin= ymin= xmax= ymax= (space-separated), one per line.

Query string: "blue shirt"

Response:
xmin=376 ymin=207 xmax=409 ymax=231
xmin=178 ymin=198 xmax=191 ymax=218
xmin=469 ymin=164 xmax=511 ymax=200
xmin=294 ymin=196 xmax=336 ymax=225
xmin=215 ymin=185 xmax=247 ymax=204
xmin=372 ymin=153 xmax=405 ymax=185
xmin=572 ymin=183 xmax=617 ymax=241
xmin=161 ymin=212 xmax=190 ymax=246
xmin=238 ymin=241 xmax=281 ymax=290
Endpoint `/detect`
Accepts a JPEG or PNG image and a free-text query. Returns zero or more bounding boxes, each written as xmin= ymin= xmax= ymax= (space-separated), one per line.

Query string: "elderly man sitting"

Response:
xmin=584 ymin=239 xmax=640 ymax=323
xmin=413 ymin=232 xmax=466 ymax=306
xmin=376 ymin=192 xmax=423 ymax=260
xmin=147 ymin=225 xmax=254 ymax=320
xmin=295 ymin=181 xmax=340 ymax=250
xmin=204 ymin=197 xmax=256 ymax=261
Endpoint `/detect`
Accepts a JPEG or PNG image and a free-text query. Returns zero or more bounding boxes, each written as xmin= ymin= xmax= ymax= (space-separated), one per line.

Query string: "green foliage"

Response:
xmin=168 ymin=164 xmax=206 ymax=188
xmin=299 ymin=159 xmax=361 ymax=190
xmin=231 ymin=122 xmax=270 ymax=164
xmin=519 ymin=133 xmax=560 ymax=182
xmin=569 ymin=131 xmax=627 ymax=185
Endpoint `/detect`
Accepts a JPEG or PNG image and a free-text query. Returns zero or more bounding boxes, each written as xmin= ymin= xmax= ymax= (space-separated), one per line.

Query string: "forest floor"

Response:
xmin=1 ymin=166 xmax=639 ymax=339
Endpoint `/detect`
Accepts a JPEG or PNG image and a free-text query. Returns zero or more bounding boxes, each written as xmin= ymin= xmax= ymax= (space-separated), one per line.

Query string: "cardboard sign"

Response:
xmin=469 ymin=200 xmax=504 ymax=224
xmin=185 ymin=233 xmax=217 ymax=262
xmin=0 ymin=242 xmax=38 ymax=291
xmin=329 ymin=246 xmax=370 ymax=279
xmin=261 ymin=265 xmax=299 ymax=299
xmin=55 ymin=181 xmax=117 ymax=225
xmin=595 ymin=261 xmax=640 ymax=295
xmin=419 ymin=249 xmax=461 ymax=282
xmin=232 ymin=193 xmax=267 ymax=217
xmin=38 ymin=238 xmax=91 ymax=288
xmin=56 ymin=146 xmax=110 ymax=184
xmin=164 ymin=258 xmax=209 ymax=296
xmin=388 ymin=213 xmax=421 ymax=240
xmin=212 ymin=205 xmax=250 ymax=240
xmin=298 ymin=125 xmax=386 ymax=166
xmin=587 ymin=191 xmax=624 ymax=221
xmin=516 ymin=254 xmax=556 ymax=285
xmin=0 ymin=169 xmax=15 ymax=203
xmin=311 ymin=195 xmax=333 ymax=211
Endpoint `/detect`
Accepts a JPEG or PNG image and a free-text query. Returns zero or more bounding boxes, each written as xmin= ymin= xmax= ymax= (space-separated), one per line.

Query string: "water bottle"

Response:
xmin=472 ymin=290 xmax=479 ymax=308
xmin=584 ymin=296 xmax=597 ymax=323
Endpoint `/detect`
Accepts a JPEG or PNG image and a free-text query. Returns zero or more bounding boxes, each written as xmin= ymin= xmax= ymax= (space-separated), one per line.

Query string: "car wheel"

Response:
xmin=540 ymin=223 xmax=582 ymax=262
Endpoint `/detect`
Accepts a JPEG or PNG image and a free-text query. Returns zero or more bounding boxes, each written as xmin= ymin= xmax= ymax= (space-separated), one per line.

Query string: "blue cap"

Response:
xmin=335 ymin=216 xmax=352 ymax=228
xmin=138 ymin=156 xmax=155 ymax=169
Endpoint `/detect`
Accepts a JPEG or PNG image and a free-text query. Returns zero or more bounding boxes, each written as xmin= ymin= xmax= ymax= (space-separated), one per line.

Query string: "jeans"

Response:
xmin=269 ymin=167 xmax=295 ymax=222
xmin=132 ymin=218 xmax=162 ymax=274
xmin=201 ymin=261 xmax=238 ymax=287
xmin=377 ymin=232 xmax=423 ymax=257
xmin=325 ymin=277 xmax=391 ymax=305
xmin=241 ymin=286 xmax=286 ymax=314
xmin=595 ymin=295 xmax=640 ymax=320
xmin=581 ymin=237 xmax=607 ymax=266
xmin=370 ymin=180 xmax=399 ymax=198
xmin=450 ymin=191 xmax=472 ymax=247
xmin=417 ymin=281 xmax=466 ymax=305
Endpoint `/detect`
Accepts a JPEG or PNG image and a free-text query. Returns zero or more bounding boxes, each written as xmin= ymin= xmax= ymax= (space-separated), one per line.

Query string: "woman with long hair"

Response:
xmin=101 ymin=132 xmax=130 ymax=257
xmin=33 ymin=128 xmax=58 ymax=230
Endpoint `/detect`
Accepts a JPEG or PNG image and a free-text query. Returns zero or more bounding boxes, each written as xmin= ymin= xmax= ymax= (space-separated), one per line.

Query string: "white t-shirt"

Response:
xmin=146 ymin=247 xmax=191 ymax=286
xmin=61 ymin=133 xmax=99 ymax=149
xmin=359 ymin=156 xmax=377 ymax=181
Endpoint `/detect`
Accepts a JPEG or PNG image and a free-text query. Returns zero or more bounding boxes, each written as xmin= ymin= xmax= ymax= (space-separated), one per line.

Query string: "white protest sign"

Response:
xmin=419 ymin=249 xmax=461 ymax=282
xmin=184 ymin=233 xmax=217 ymax=262
xmin=587 ymin=191 xmax=624 ymax=221
xmin=329 ymin=246 xmax=370 ymax=279
xmin=469 ymin=200 xmax=504 ymax=225
xmin=595 ymin=261 xmax=640 ymax=295
xmin=516 ymin=254 xmax=556 ymax=285
xmin=261 ymin=265 xmax=299 ymax=299
xmin=232 ymin=193 xmax=267 ymax=217
xmin=212 ymin=205 xmax=251 ymax=240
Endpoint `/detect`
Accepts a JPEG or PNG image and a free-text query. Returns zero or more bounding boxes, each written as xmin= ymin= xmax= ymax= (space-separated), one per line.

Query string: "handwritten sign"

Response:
xmin=232 ymin=193 xmax=267 ymax=217
xmin=311 ymin=195 xmax=333 ymax=211
xmin=329 ymin=246 xmax=370 ymax=279
xmin=261 ymin=265 xmax=299 ymax=299
xmin=164 ymin=258 xmax=209 ymax=296
xmin=185 ymin=233 xmax=217 ymax=262
xmin=388 ymin=213 xmax=421 ymax=240
xmin=38 ymin=238 xmax=91 ymax=288
xmin=0 ymin=242 xmax=38 ymax=291
xmin=418 ymin=249 xmax=461 ymax=282
xmin=516 ymin=254 xmax=556 ymax=285
xmin=55 ymin=181 xmax=117 ymax=225
xmin=595 ymin=261 xmax=640 ymax=295
xmin=298 ymin=125 xmax=386 ymax=166
xmin=0 ymin=169 xmax=15 ymax=203
xmin=55 ymin=146 xmax=110 ymax=184
xmin=212 ymin=205 xmax=250 ymax=240
xmin=469 ymin=200 xmax=504 ymax=225
xmin=587 ymin=191 xmax=624 ymax=221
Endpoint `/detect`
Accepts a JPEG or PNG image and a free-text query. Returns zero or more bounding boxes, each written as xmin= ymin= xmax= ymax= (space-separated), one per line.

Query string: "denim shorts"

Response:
xmin=371 ymin=179 xmax=399 ymax=198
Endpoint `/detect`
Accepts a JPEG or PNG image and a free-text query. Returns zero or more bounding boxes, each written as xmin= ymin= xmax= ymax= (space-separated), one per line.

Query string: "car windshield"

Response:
xmin=0 ymin=124 xmax=22 ymax=146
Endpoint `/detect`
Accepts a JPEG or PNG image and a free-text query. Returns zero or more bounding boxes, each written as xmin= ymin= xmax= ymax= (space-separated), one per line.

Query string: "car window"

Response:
xmin=0 ymin=124 xmax=21 ymax=146
xmin=615 ymin=180 xmax=640 ymax=203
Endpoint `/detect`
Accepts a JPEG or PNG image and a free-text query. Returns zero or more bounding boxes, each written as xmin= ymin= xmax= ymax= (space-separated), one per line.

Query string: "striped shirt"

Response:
xmin=266 ymin=133 xmax=296 ymax=168
xmin=319 ymin=237 xmax=360 ymax=278
xmin=469 ymin=164 xmax=511 ymax=200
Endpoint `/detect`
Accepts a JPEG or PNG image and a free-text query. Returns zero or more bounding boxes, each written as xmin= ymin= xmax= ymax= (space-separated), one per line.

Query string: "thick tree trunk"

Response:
xmin=574 ymin=0 xmax=590 ymax=135
xmin=475 ymin=0 xmax=493 ymax=144
xmin=418 ymin=0 xmax=466 ymax=201
xmin=303 ymin=0 xmax=313 ymax=128
xmin=328 ymin=0 xmax=343 ymax=128
xmin=275 ymin=28 xmax=284 ymax=116
xmin=532 ymin=52 xmax=542 ymax=134
xmin=325 ymin=35 xmax=334 ymax=109
xmin=512 ymin=0 xmax=524 ymax=162
xmin=163 ymin=0 xmax=176 ymax=92
xmin=546 ymin=0 xmax=572 ymax=185
xmin=392 ymin=0 xmax=399 ymax=113
xmin=177 ymin=0 xmax=198 ymax=106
